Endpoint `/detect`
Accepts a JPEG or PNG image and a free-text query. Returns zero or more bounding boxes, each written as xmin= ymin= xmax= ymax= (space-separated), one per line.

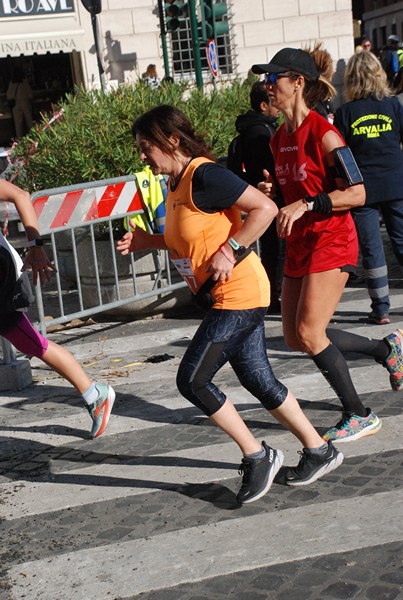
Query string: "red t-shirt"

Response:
xmin=270 ymin=110 xmax=358 ymax=277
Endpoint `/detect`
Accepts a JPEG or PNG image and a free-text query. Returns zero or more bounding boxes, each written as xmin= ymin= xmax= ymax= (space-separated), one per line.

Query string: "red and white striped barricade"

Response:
xmin=31 ymin=175 xmax=143 ymax=232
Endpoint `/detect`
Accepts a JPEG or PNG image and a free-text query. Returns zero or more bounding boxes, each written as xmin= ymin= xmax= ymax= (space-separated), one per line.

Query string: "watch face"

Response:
xmin=236 ymin=245 xmax=246 ymax=256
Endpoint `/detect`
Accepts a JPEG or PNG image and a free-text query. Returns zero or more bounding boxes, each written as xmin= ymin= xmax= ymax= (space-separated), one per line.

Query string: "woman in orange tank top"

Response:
xmin=117 ymin=105 xmax=343 ymax=504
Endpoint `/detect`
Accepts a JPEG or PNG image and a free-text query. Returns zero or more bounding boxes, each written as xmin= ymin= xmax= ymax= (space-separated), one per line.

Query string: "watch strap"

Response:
xmin=228 ymin=237 xmax=240 ymax=251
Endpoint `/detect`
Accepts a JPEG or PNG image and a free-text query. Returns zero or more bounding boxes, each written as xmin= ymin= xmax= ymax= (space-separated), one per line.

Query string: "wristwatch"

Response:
xmin=303 ymin=198 xmax=314 ymax=212
xmin=27 ymin=238 xmax=44 ymax=247
xmin=228 ymin=237 xmax=247 ymax=257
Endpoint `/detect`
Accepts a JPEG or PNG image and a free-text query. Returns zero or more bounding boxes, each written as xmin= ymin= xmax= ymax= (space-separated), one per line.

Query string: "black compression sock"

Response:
xmin=312 ymin=343 xmax=367 ymax=417
xmin=326 ymin=328 xmax=389 ymax=363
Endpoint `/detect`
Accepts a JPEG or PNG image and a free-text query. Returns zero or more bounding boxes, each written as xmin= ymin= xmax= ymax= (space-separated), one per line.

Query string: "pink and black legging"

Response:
xmin=0 ymin=312 xmax=48 ymax=358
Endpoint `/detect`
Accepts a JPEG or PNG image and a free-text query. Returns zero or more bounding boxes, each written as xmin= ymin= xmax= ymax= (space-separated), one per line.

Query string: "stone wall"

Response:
xmin=78 ymin=0 xmax=354 ymax=96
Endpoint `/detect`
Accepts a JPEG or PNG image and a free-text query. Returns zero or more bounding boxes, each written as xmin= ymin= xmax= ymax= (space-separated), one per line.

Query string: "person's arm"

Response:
xmin=0 ymin=180 xmax=56 ymax=285
xmin=116 ymin=218 xmax=167 ymax=255
xmin=209 ymin=185 xmax=278 ymax=282
xmin=322 ymin=129 xmax=366 ymax=210
xmin=276 ymin=130 xmax=365 ymax=238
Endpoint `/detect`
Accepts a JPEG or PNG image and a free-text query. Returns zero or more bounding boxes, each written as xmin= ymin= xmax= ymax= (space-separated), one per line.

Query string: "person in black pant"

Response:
xmin=229 ymin=81 xmax=284 ymax=313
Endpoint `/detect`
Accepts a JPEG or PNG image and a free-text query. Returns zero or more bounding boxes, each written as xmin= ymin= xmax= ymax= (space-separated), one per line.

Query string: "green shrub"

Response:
xmin=11 ymin=79 xmax=251 ymax=192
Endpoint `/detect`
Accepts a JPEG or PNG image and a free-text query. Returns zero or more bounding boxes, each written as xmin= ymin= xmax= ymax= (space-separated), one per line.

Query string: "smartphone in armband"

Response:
xmin=332 ymin=146 xmax=364 ymax=187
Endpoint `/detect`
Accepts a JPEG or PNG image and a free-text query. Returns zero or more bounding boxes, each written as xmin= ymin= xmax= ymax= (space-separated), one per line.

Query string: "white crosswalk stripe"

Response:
xmin=8 ymin=490 xmax=403 ymax=599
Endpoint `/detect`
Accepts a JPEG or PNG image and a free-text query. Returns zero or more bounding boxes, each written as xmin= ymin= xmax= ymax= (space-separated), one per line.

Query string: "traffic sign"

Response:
xmin=206 ymin=39 xmax=218 ymax=77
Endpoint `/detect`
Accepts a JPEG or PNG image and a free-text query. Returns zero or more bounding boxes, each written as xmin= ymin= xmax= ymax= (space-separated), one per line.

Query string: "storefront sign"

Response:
xmin=0 ymin=0 xmax=74 ymax=18
xmin=0 ymin=31 xmax=84 ymax=56
xmin=0 ymin=36 xmax=78 ymax=55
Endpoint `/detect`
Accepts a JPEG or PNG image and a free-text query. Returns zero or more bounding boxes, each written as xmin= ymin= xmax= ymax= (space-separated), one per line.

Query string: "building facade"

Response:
xmin=0 ymin=0 xmax=355 ymax=145
xmin=361 ymin=0 xmax=403 ymax=53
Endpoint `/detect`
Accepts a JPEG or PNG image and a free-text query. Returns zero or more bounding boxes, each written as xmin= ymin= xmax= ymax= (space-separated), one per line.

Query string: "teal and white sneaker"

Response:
xmin=383 ymin=329 xmax=403 ymax=391
xmin=86 ymin=384 xmax=115 ymax=438
xmin=323 ymin=409 xmax=381 ymax=443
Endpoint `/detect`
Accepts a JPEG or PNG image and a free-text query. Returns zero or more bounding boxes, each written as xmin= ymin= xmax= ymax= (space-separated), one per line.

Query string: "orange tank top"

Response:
xmin=164 ymin=157 xmax=270 ymax=310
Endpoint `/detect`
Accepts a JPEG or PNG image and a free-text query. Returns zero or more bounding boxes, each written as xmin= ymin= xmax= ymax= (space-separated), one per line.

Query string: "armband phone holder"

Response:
xmin=332 ymin=146 xmax=363 ymax=187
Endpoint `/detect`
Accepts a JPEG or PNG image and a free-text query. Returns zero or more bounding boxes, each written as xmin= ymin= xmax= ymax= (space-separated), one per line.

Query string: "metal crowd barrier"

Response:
xmin=29 ymin=176 xmax=188 ymax=336
xmin=0 ymin=176 xmax=188 ymax=345
xmin=1 ymin=174 xmax=260 ymax=382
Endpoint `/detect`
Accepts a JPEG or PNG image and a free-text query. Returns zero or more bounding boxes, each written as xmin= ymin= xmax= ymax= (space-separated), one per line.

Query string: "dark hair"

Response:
xmin=132 ymin=105 xmax=215 ymax=160
xmin=249 ymin=81 xmax=270 ymax=112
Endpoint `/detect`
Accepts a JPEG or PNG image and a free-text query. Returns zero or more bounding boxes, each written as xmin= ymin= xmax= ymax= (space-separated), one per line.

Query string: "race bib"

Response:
xmin=170 ymin=257 xmax=197 ymax=293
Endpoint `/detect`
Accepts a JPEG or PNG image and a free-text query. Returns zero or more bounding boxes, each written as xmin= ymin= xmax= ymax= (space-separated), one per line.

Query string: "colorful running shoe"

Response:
xmin=322 ymin=409 xmax=381 ymax=443
xmin=237 ymin=442 xmax=284 ymax=504
xmin=383 ymin=329 xmax=403 ymax=391
xmin=285 ymin=441 xmax=344 ymax=487
xmin=368 ymin=312 xmax=391 ymax=325
xmin=86 ymin=384 xmax=115 ymax=438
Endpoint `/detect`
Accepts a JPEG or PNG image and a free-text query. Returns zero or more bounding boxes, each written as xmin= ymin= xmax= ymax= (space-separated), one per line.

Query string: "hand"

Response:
xmin=22 ymin=247 xmax=57 ymax=286
xmin=207 ymin=249 xmax=235 ymax=283
xmin=257 ymin=169 xmax=275 ymax=199
xmin=116 ymin=219 xmax=153 ymax=255
xmin=277 ymin=200 xmax=306 ymax=238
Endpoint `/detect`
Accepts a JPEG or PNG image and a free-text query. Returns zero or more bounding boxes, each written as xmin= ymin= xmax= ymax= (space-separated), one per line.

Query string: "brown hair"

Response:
xmin=303 ymin=42 xmax=337 ymax=108
xmin=132 ymin=105 xmax=215 ymax=160
xmin=143 ymin=64 xmax=158 ymax=78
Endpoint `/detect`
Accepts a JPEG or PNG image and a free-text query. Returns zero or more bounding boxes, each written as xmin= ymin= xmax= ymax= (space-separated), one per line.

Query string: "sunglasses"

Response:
xmin=264 ymin=72 xmax=299 ymax=85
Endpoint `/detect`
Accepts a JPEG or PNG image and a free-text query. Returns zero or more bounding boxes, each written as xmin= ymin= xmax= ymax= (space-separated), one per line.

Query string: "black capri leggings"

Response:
xmin=176 ymin=307 xmax=288 ymax=417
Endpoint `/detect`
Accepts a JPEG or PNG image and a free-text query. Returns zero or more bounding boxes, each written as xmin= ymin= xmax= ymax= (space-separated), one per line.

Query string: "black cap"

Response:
xmin=252 ymin=48 xmax=319 ymax=81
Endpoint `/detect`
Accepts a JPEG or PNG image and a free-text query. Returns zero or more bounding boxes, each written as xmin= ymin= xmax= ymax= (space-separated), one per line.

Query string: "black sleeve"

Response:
xmin=192 ymin=162 xmax=249 ymax=212
xmin=241 ymin=130 xmax=275 ymax=188
xmin=333 ymin=107 xmax=349 ymax=143
xmin=395 ymin=97 xmax=403 ymax=144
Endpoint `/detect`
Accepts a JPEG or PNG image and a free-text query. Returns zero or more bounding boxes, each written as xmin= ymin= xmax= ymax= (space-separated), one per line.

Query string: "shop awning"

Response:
xmin=0 ymin=12 xmax=86 ymax=59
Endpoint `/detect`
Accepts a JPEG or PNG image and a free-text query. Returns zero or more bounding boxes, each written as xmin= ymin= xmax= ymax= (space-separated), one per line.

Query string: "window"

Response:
xmin=167 ymin=1 xmax=233 ymax=79
xmin=380 ymin=25 xmax=387 ymax=46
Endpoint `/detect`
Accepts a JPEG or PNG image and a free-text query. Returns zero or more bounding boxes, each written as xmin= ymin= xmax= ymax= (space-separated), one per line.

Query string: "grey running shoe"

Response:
xmin=285 ymin=441 xmax=343 ymax=487
xmin=237 ymin=441 xmax=284 ymax=504
xmin=86 ymin=384 xmax=115 ymax=438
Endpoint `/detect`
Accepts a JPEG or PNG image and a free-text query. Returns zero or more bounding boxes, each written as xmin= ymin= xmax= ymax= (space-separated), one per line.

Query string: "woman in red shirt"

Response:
xmin=253 ymin=46 xmax=403 ymax=443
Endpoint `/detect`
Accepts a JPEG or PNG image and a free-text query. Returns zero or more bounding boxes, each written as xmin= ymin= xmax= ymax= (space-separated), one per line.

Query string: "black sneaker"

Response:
xmin=285 ymin=441 xmax=344 ymax=487
xmin=236 ymin=441 xmax=284 ymax=504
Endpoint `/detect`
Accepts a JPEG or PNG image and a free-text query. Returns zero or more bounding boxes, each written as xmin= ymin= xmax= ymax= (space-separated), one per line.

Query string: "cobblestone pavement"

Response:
xmin=1 ymin=263 xmax=403 ymax=599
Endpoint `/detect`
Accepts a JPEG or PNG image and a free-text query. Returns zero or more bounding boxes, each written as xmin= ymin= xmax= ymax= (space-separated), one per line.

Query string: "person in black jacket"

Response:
xmin=230 ymin=82 xmax=284 ymax=313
